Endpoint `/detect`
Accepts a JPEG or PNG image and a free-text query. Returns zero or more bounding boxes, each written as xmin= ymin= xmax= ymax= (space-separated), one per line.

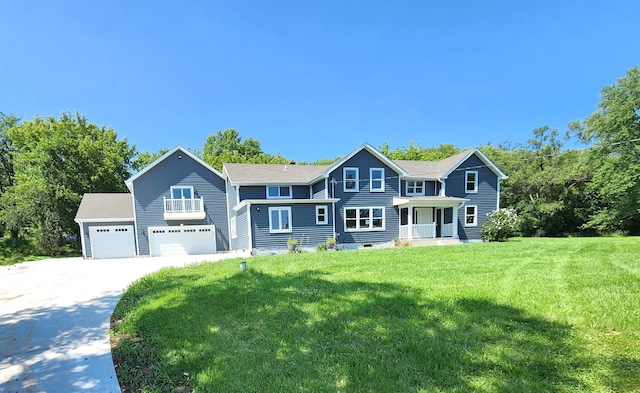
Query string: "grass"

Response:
xmin=0 ymin=236 xmax=81 ymax=266
xmin=111 ymin=237 xmax=640 ymax=392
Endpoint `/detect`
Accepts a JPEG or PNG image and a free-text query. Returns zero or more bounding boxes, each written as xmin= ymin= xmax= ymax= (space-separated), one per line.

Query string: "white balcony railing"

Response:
xmin=163 ymin=197 xmax=205 ymax=220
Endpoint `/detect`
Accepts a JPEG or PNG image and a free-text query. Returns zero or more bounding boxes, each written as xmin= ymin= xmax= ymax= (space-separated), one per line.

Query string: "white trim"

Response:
xmin=343 ymin=167 xmax=359 ymax=192
xmin=496 ymin=179 xmax=501 ymax=210
xmin=344 ymin=206 xmax=385 ymax=232
xmin=268 ymin=206 xmax=292 ymax=233
xmin=170 ymin=185 xmax=194 ymax=199
xmin=323 ymin=143 xmax=408 ymax=178
xmin=232 ymin=198 xmax=340 ymax=212
xmin=267 ymin=185 xmax=293 ymax=199
xmin=370 ymin=168 xmax=385 ymax=192
xmin=125 ymin=146 xmax=224 ymax=191
xmin=316 ymin=205 xmax=328 ymax=225
xmin=464 ymin=205 xmax=478 ymax=227
xmin=74 ymin=217 xmax=135 ymax=223
xmin=465 ymin=170 xmax=479 ymax=194
xmin=131 ymin=187 xmax=140 ymax=256
xmin=230 ymin=216 xmax=237 ymax=239
xmin=406 ymin=180 xmax=425 ymax=196
xmin=78 ymin=222 xmax=87 ymax=258
xmin=440 ymin=148 xmax=508 ymax=181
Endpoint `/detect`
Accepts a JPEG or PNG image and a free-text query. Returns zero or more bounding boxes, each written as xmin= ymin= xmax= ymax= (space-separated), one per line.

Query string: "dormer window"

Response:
xmin=465 ymin=171 xmax=478 ymax=193
xmin=267 ymin=186 xmax=292 ymax=199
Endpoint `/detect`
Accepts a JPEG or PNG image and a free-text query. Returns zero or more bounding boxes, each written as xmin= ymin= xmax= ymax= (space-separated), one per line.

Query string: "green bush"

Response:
xmin=481 ymin=208 xmax=521 ymax=242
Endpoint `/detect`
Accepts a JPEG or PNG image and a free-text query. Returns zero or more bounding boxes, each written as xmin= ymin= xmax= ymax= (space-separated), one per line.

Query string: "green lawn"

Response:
xmin=111 ymin=237 xmax=640 ymax=392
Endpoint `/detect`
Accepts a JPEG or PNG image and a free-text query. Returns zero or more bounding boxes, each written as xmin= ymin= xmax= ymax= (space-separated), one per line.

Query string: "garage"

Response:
xmin=148 ymin=225 xmax=216 ymax=256
xmin=89 ymin=225 xmax=136 ymax=259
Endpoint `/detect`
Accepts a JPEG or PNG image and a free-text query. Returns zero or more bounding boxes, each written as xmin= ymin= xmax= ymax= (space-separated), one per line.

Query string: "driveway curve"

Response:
xmin=0 ymin=252 xmax=249 ymax=393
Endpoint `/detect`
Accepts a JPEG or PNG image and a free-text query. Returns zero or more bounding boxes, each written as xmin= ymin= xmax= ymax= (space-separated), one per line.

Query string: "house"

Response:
xmin=74 ymin=143 xmax=506 ymax=259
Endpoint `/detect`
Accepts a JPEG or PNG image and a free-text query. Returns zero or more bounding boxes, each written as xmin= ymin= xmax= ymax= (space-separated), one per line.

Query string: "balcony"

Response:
xmin=163 ymin=197 xmax=206 ymax=220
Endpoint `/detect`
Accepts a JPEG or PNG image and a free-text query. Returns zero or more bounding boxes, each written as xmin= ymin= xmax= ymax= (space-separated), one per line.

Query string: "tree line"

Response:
xmin=1 ymin=67 xmax=638 ymax=252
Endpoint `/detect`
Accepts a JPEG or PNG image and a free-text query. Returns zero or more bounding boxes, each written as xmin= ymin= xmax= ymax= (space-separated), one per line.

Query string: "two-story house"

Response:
xmin=74 ymin=143 xmax=506 ymax=258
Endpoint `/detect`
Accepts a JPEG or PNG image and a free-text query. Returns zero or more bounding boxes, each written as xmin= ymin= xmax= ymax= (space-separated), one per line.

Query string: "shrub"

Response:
xmin=481 ymin=208 xmax=521 ymax=242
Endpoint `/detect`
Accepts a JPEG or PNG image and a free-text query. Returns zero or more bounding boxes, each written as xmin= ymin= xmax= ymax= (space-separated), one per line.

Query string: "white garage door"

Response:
xmin=148 ymin=225 xmax=216 ymax=256
xmin=90 ymin=225 xmax=136 ymax=259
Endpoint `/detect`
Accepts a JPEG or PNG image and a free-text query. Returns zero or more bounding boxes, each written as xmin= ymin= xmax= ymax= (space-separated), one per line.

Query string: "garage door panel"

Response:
xmin=149 ymin=225 xmax=216 ymax=256
xmin=89 ymin=225 xmax=136 ymax=259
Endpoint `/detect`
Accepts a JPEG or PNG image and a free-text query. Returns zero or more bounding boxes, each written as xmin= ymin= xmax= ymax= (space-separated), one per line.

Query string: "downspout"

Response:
xmin=437 ymin=177 xmax=446 ymax=197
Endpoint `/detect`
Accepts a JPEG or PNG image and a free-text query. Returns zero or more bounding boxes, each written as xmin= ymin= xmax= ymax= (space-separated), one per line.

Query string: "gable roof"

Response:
xmin=125 ymin=146 xmax=223 ymax=191
xmin=224 ymin=162 xmax=330 ymax=185
xmin=74 ymin=193 xmax=133 ymax=222
xmin=395 ymin=148 xmax=507 ymax=180
xmin=323 ymin=143 xmax=408 ymax=177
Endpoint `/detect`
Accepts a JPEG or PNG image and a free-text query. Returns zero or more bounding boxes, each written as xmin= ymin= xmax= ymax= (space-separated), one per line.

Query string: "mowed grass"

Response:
xmin=111 ymin=237 xmax=640 ymax=392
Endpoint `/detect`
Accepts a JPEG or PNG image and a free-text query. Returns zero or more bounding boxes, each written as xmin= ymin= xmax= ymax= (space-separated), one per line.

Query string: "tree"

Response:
xmin=132 ymin=148 xmax=169 ymax=172
xmin=0 ymin=113 xmax=19 ymax=194
xmin=582 ymin=66 xmax=640 ymax=233
xmin=380 ymin=141 xmax=460 ymax=161
xmin=0 ymin=112 xmax=135 ymax=251
xmin=202 ymin=129 xmax=289 ymax=170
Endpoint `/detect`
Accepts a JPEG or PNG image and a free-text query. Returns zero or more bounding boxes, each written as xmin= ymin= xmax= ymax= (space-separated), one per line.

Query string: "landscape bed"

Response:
xmin=111 ymin=237 xmax=640 ymax=392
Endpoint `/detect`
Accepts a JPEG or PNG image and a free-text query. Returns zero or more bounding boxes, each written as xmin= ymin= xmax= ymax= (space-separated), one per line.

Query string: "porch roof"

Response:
xmin=393 ymin=196 xmax=469 ymax=207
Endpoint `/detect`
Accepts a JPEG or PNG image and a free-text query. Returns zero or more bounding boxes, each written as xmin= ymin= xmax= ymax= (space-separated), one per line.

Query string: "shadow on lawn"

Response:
xmin=112 ymin=268 xmax=633 ymax=392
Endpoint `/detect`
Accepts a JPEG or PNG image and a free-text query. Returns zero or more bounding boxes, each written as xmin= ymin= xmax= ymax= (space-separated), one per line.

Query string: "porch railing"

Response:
xmin=441 ymin=223 xmax=454 ymax=237
xmin=163 ymin=197 xmax=204 ymax=217
xmin=399 ymin=223 xmax=436 ymax=239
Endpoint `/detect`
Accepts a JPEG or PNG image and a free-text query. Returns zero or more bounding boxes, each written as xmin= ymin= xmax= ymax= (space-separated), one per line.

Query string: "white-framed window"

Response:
xmin=267 ymin=186 xmax=292 ymax=199
xmin=465 ymin=205 xmax=478 ymax=227
xmin=268 ymin=207 xmax=292 ymax=233
xmin=370 ymin=168 xmax=385 ymax=192
xmin=343 ymin=167 xmax=359 ymax=192
xmin=316 ymin=205 xmax=328 ymax=225
xmin=406 ymin=181 xmax=425 ymax=196
xmin=230 ymin=216 xmax=237 ymax=239
xmin=171 ymin=186 xmax=194 ymax=199
xmin=344 ymin=207 xmax=385 ymax=231
xmin=465 ymin=171 xmax=478 ymax=193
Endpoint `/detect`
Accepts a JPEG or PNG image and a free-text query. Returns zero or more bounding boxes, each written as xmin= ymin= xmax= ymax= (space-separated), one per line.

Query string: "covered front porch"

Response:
xmin=393 ymin=196 xmax=468 ymax=240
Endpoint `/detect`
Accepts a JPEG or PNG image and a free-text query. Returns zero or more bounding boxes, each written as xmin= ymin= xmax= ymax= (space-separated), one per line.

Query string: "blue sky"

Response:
xmin=1 ymin=1 xmax=638 ymax=161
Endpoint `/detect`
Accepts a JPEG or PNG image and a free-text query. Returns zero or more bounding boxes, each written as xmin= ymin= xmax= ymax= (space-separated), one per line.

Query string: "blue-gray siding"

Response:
xmin=81 ymin=220 xmax=134 ymax=258
xmin=131 ymin=150 xmax=229 ymax=255
xmin=239 ymin=185 xmax=313 ymax=200
xmin=445 ymin=154 xmax=498 ymax=240
xmin=251 ymin=203 xmax=334 ymax=250
xmin=312 ymin=180 xmax=326 ymax=199
xmin=329 ymin=150 xmax=401 ymax=244
xmin=400 ymin=180 xmax=439 ymax=196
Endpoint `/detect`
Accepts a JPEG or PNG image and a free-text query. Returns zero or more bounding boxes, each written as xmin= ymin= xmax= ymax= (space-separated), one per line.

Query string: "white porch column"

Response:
xmin=452 ymin=206 xmax=459 ymax=239
xmin=407 ymin=207 xmax=413 ymax=240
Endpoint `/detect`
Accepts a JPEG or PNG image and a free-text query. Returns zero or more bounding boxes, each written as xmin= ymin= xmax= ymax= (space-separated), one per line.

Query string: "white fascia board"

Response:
xmin=323 ymin=143 xmax=408 ymax=177
xmin=233 ymin=198 xmax=340 ymax=212
xmin=74 ymin=217 xmax=135 ymax=224
xmin=125 ymin=146 xmax=224 ymax=190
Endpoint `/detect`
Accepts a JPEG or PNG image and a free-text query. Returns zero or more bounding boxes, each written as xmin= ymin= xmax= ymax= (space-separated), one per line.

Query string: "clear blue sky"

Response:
xmin=1 ymin=1 xmax=638 ymax=161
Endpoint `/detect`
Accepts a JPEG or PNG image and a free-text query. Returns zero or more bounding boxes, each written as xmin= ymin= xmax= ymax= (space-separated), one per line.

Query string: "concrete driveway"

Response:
xmin=0 ymin=251 xmax=250 ymax=393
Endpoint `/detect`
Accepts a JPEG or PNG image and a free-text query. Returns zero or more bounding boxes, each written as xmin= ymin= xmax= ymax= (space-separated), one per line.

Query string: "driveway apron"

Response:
xmin=0 ymin=252 xmax=249 ymax=393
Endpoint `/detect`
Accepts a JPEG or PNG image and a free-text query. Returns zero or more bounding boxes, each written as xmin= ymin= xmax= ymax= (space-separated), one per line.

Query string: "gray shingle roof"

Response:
xmin=394 ymin=149 xmax=475 ymax=179
xmin=224 ymin=163 xmax=331 ymax=184
xmin=74 ymin=193 xmax=133 ymax=221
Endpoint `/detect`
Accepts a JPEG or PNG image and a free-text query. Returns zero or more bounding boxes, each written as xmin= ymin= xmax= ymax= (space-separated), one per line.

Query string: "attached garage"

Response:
xmin=89 ymin=225 xmax=136 ymax=259
xmin=148 ymin=225 xmax=216 ymax=256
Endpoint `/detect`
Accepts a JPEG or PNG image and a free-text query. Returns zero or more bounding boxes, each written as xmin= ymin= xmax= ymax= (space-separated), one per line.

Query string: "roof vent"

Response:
xmin=289 ymin=160 xmax=296 ymax=165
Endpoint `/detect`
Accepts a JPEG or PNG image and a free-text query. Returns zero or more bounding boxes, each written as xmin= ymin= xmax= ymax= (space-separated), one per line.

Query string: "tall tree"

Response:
xmin=0 ymin=112 xmax=19 ymax=194
xmin=0 ymin=112 xmax=135 ymax=251
xmin=202 ymin=129 xmax=288 ymax=170
xmin=380 ymin=141 xmax=461 ymax=161
xmin=582 ymin=66 xmax=640 ymax=233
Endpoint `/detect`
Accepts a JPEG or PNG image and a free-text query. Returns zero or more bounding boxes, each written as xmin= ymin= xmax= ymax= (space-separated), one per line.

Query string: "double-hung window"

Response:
xmin=267 ymin=186 xmax=292 ymax=199
xmin=370 ymin=168 xmax=384 ymax=192
xmin=269 ymin=207 xmax=292 ymax=233
xmin=316 ymin=205 xmax=328 ymax=225
xmin=406 ymin=181 xmax=424 ymax=196
xmin=465 ymin=205 xmax=477 ymax=227
xmin=344 ymin=207 xmax=385 ymax=231
xmin=465 ymin=171 xmax=478 ymax=193
xmin=343 ymin=168 xmax=359 ymax=192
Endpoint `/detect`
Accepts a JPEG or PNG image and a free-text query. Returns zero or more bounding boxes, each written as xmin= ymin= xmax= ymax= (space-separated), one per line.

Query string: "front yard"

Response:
xmin=111 ymin=237 xmax=640 ymax=392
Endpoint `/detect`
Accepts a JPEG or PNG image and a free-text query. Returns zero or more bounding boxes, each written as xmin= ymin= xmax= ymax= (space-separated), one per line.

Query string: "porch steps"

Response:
xmin=410 ymin=238 xmax=463 ymax=247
